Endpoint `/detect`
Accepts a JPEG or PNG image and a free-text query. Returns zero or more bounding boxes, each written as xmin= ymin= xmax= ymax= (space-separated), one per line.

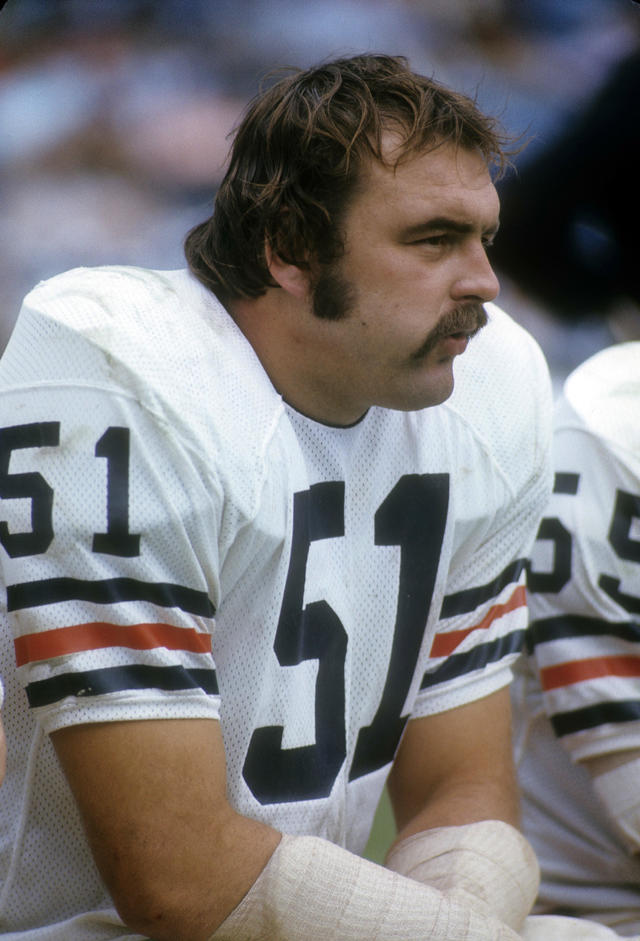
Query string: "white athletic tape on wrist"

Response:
xmin=593 ymin=756 xmax=640 ymax=854
xmin=385 ymin=820 xmax=539 ymax=931
xmin=523 ymin=914 xmax=633 ymax=940
xmin=210 ymin=833 xmax=522 ymax=940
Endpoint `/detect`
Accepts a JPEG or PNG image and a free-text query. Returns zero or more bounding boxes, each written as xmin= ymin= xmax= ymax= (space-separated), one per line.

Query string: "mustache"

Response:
xmin=412 ymin=303 xmax=488 ymax=360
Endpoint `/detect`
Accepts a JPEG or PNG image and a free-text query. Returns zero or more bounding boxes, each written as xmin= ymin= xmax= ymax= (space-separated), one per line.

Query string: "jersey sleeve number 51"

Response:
xmin=0 ymin=421 xmax=140 ymax=559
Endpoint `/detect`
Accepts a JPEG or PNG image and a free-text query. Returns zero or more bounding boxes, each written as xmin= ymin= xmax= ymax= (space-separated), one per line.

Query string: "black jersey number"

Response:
xmin=93 ymin=427 xmax=141 ymax=557
xmin=243 ymin=482 xmax=348 ymax=802
xmin=0 ymin=423 xmax=140 ymax=558
xmin=527 ymin=472 xmax=577 ymax=594
xmin=528 ymin=476 xmax=640 ymax=613
xmin=0 ymin=422 xmax=59 ymax=557
xmin=243 ymin=473 xmax=449 ymax=804
xmin=600 ymin=488 xmax=640 ymax=613
xmin=527 ymin=517 xmax=572 ymax=594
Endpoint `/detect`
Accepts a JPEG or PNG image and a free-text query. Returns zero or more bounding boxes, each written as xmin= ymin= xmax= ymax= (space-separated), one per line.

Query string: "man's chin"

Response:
xmin=385 ymin=370 xmax=456 ymax=412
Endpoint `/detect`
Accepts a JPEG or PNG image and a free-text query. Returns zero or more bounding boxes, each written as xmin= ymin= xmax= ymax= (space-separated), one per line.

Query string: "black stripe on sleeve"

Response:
xmin=420 ymin=629 xmax=525 ymax=691
xmin=551 ymin=700 xmax=640 ymax=737
xmin=527 ymin=614 xmax=640 ymax=653
xmin=25 ymin=664 xmax=219 ymax=708
xmin=7 ymin=577 xmax=216 ymax=617
xmin=439 ymin=559 xmax=527 ymax=619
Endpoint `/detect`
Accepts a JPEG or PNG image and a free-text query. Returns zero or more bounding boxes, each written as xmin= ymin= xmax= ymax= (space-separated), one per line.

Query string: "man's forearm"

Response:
xmin=389 ymin=761 xmax=521 ymax=847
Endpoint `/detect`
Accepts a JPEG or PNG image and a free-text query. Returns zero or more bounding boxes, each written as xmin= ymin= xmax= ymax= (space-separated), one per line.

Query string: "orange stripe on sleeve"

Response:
xmin=541 ymin=655 xmax=640 ymax=691
xmin=430 ymin=584 xmax=527 ymax=658
xmin=14 ymin=621 xmax=212 ymax=667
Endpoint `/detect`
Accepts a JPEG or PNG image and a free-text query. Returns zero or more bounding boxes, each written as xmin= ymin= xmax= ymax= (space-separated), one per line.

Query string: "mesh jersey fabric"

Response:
xmin=0 ymin=265 xmax=552 ymax=939
xmin=512 ymin=342 xmax=640 ymax=934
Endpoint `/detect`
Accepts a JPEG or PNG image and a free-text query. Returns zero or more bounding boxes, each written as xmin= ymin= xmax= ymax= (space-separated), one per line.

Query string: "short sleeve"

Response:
xmin=0 ymin=366 xmax=222 ymax=735
xmin=526 ymin=400 xmax=640 ymax=762
xmin=414 ymin=447 xmax=552 ymax=716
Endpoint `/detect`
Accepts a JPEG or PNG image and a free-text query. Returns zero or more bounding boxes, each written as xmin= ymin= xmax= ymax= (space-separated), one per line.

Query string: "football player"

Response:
xmin=0 ymin=54 xmax=551 ymax=940
xmin=513 ymin=342 xmax=640 ymax=937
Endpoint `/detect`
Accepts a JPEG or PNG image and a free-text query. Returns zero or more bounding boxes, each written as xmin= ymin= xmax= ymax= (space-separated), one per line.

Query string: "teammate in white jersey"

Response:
xmin=513 ymin=342 xmax=640 ymax=937
xmin=0 ymin=54 xmax=553 ymax=940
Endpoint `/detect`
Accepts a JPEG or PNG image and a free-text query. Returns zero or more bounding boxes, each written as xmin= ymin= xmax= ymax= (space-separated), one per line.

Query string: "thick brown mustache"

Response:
xmin=412 ymin=303 xmax=488 ymax=360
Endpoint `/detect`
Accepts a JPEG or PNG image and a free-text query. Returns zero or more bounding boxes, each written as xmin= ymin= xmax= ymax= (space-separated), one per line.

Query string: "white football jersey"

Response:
xmin=513 ymin=342 xmax=640 ymax=935
xmin=0 ymin=266 xmax=551 ymax=939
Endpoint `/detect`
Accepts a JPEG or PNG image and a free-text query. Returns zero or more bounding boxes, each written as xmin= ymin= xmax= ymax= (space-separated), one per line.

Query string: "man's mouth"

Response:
xmin=434 ymin=332 xmax=470 ymax=357
xmin=412 ymin=304 xmax=488 ymax=361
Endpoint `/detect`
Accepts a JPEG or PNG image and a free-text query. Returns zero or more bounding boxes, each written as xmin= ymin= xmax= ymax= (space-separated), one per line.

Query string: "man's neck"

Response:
xmin=225 ymin=292 xmax=366 ymax=426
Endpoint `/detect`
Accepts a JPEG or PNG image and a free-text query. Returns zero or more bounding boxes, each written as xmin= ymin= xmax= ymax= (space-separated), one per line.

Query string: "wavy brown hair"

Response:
xmin=184 ymin=54 xmax=509 ymax=304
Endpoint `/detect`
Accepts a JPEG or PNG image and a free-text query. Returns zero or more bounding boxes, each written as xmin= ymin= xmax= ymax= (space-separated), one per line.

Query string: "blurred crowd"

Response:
xmin=1 ymin=0 xmax=639 ymax=380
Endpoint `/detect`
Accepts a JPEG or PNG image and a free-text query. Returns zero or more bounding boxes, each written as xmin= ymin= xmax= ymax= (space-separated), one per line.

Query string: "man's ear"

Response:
xmin=265 ymin=241 xmax=311 ymax=299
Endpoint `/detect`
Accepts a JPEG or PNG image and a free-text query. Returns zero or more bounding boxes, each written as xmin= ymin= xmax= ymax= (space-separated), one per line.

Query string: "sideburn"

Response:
xmin=311 ymin=267 xmax=358 ymax=321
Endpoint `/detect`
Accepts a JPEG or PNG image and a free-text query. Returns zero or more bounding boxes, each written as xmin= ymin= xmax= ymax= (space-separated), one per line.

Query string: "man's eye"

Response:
xmin=415 ymin=234 xmax=448 ymax=246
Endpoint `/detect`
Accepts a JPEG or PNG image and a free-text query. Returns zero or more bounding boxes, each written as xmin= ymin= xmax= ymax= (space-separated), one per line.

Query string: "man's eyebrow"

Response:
xmin=401 ymin=217 xmax=500 ymax=239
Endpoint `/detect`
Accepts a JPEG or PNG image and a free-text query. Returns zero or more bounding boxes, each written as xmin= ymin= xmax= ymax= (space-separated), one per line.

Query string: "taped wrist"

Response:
xmin=592 ymin=756 xmax=640 ymax=854
xmin=210 ymin=832 xmax=522 ymax=941
xmin=523 ymin=914 xmax=629 ymax=939
xmin=385 ymin=820 xmax=539 ymax=931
